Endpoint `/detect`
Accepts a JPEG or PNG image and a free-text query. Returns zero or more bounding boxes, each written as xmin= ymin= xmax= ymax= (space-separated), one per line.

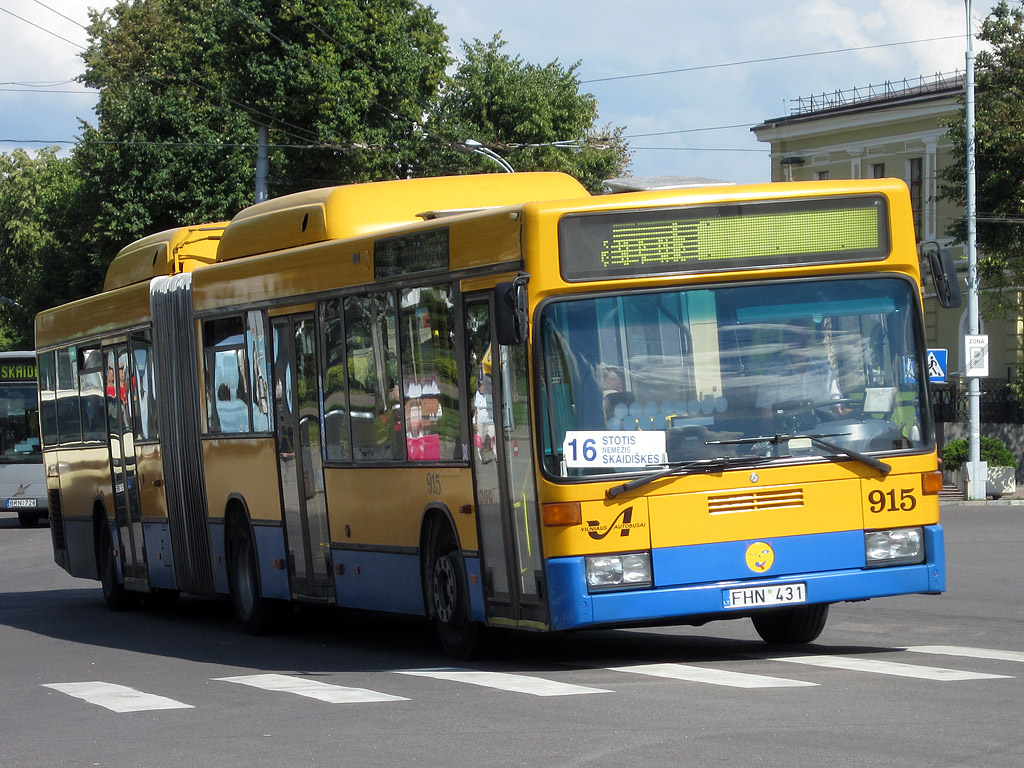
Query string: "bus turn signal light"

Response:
xmin=542 ymin=502 xmax=581 ymax=527
xmin=921 ymin=471 xmax=944 ymax=495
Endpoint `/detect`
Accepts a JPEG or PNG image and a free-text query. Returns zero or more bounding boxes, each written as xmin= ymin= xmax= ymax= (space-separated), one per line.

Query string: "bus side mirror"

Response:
xmin=920 ymin=241 xmax=962 ymax=309
xmin=494 ymin=276 xmax=529 ymax=345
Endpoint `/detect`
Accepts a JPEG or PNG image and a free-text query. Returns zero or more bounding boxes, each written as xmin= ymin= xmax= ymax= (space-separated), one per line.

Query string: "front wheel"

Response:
xmin=427 ymin=526 xmax=483 ymax=659
xmin=751 ymin=603 xmax=829 ymax=644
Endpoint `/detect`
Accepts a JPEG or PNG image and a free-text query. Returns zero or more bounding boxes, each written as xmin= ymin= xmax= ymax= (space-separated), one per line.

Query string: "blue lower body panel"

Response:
xmin=142 ymin=522 xmax=176 ymax=590
xmin=547 ymin=524 xmax=944 ymax=631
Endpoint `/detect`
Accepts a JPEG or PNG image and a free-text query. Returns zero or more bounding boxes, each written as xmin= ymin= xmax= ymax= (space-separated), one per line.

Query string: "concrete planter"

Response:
xmin=987 ymin=466 xmax=1017 ymax=498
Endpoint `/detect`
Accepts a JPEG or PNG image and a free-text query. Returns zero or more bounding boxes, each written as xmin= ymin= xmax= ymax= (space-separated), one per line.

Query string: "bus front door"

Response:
xmin=465 ymin=298 xmax=548 ymax=629
xmin=104 ymin=345 xmax=147 ymax=585
xmin=272 ymin=314 xmax=332 ymax=599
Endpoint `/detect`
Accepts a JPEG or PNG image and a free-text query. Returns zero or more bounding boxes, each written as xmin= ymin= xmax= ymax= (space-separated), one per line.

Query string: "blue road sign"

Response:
xmin=927 ymin=348 xmax=948 ymax=382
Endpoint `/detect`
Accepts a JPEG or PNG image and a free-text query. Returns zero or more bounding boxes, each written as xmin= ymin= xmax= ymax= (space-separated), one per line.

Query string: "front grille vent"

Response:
xmin=707 ymin=488 xmax=804 ymax=515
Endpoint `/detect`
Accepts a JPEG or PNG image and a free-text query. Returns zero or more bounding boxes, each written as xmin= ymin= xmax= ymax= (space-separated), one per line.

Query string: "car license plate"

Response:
xmin=5 ymin=498 xmax=38 ymax=508
xmin=723 ymin=582 xmax=806 ymax=609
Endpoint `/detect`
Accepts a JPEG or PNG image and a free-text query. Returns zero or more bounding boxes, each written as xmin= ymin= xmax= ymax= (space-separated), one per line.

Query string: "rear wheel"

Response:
xmin=17 ymin=510 xmax=39 ymax=527
xmin=229 ymin=523 xmax=288 ymax=634
xmin=751 ymin=603 xmax=829 ymax=644
xmin=427 ymin=525 xmax=483 ymax=659
xmin=98 ymin=525 xmax=140 ymax=611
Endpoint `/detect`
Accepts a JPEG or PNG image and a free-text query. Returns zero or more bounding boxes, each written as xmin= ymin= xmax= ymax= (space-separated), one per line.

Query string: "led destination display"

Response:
xmin=559 ymin=195 xmax=889 ymax=281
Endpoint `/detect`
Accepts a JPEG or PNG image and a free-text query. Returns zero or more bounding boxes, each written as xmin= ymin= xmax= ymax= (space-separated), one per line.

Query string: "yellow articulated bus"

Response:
xmin=36 ymin=173 xmax=958 ymax=656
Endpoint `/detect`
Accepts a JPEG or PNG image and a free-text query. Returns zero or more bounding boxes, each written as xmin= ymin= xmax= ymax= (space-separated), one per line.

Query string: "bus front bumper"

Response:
xmin=545 ymin=524 xmax=944 ymax=631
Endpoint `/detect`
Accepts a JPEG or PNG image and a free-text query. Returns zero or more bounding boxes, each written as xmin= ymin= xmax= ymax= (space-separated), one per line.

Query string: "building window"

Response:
xmin=909 ymin=157 xmax=923 ymax=241
xmin=871 ymin=163 xmax=886 ymax=179
xmin=816 ymin=170 xmax=829 ymax=181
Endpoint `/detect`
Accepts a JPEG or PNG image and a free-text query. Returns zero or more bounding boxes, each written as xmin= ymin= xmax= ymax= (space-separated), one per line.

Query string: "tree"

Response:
xmin=21 ymin=4 xmax=632 ymax=322
xmin=939 ymin=1 xmax=1024 ymax=316
xmin=420 ymin=35 xmax=631 ymax=192
xmin=0 ymin=148 xmax=93 ymax=348
xmin=73 ymin=0 xmax=450 ymax=276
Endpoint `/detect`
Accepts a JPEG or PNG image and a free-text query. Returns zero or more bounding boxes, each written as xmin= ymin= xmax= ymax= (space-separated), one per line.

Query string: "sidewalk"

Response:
xmin=940 ymin=485 xmax=1024 ymax=505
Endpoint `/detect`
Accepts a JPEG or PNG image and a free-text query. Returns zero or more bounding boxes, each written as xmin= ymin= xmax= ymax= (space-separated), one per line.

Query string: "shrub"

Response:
xmin=942 ymin=436 xmax=1018 ymax=470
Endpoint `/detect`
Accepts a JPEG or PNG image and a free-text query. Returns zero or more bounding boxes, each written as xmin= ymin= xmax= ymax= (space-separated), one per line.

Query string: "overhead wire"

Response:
xmin=0 ymin=4 xmax=971 ymax=160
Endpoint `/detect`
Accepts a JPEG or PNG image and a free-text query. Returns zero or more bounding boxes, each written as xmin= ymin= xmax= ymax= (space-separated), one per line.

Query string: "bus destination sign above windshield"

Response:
xmin=558 ymin=195 xmax=889 ymax=281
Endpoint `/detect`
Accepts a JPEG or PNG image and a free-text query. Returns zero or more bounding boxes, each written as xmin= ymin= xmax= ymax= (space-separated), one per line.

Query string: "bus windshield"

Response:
xmin=0 ymin=383 xmax=42 ymax=465
xmin=539 ymin=276 xmax=930 ymax=478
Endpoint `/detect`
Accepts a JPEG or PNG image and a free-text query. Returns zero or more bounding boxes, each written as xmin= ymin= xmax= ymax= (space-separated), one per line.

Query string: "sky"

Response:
xmin=0 ymin=0 xmax=977 ymax=184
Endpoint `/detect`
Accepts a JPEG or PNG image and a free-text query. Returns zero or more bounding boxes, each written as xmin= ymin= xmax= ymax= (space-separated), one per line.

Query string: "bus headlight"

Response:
xmin=585 ymin=552 xmax=652 ymax=592
xmin=865 ymin=527 xmax=924 ymax=567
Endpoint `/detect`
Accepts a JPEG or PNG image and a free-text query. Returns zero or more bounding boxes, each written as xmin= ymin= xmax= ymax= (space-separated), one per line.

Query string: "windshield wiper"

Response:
xmin=606 ymin=455 xmax=765 ymax=499
xmin=706 ymin=433 xmax=891 ymax=476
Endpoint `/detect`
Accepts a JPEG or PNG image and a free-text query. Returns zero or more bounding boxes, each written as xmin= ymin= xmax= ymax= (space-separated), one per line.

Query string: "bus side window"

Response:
xmin=202 ymin=316 xmax=252 ymax=434
xmin=79 ymin=347 xmax=106 ymax=442
xmin=400 ymin=284 xmax=459 ymax=462
xmin=246 ymin=311 xmax=271 ymax=433
xmin=56 ymin=346 xmax=82 ymax=445
xmin=129 ymin=334 xmax=159 ymax=441
xmin=321 ymin=299 xmax=350 ymax=461
xmin=37 ymin=351 xmax=58 ymax=448
xmin=345 ymin=293 xmax=401 ymax=461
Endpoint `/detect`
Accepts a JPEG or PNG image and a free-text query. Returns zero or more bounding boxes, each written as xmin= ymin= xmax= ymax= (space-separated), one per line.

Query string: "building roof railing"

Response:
xmin=790 ymin=71 xmax=965 ymax=116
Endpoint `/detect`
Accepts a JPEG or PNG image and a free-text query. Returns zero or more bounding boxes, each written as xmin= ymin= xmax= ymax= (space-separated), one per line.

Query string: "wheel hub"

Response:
xmin=432 ymin=554 xmax=457 ymax=623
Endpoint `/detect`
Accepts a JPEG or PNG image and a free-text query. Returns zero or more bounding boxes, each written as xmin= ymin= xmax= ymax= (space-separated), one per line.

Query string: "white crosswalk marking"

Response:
xmin=606 ymin=662 xmax=817 ymax=689
xmin=214 ymin=674 xmax=408 ymax=703
xmin=762 ymin=654 xmax=1013 ymax=681
xmin=42 ymin=682 xmax=193 ymax=713
xmin=904 ymin=645 xmax=1024 ymax=664
xmin=395 ymin=668 xmax=611 ymax=696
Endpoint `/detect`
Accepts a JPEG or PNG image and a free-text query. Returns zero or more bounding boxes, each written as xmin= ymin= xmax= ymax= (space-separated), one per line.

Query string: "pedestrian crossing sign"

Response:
xmin=927 ymin=349 xmax=947 ymax=383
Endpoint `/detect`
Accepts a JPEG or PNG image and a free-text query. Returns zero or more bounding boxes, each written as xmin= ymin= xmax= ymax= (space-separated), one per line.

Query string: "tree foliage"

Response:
xmin=939 ymin=1 xmax=1024 ymax=316
xmin=0 ymin=149 xmax=94 ymax=348
xmin=72 ymin=0 xmax=450 ymax=279
xmin=1 ymin=2 xmax=631 ymax=349
xmin=422 ymin=35 xmax=631 ymax=192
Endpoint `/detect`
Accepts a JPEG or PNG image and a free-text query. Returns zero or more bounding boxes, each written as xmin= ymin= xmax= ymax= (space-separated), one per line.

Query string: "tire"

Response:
xmin=17 ymin=510 xmax=39 ymax=527
xmin=228 ymin=524 xmax=287 ymax=634
xmin=751 ymin=603 xmax=829 ymax=644
xmin=427 ymin=524 xmax=484 ymax=659
xmin=98 ymin=525 xmax=140 ymax=611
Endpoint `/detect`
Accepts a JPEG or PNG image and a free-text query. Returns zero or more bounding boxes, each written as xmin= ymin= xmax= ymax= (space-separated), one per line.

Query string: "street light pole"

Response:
xmin=964 ymin=0 xmax=986 ymax=499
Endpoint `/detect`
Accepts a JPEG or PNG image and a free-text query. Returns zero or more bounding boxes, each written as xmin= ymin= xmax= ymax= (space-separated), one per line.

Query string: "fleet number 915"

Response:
xmin=867 ymin=488 xmax=916 ymax=513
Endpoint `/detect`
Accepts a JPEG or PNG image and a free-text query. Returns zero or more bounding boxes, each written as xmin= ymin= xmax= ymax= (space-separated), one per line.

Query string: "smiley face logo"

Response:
xmin=745 ymin=541 xmax=774 ymax=573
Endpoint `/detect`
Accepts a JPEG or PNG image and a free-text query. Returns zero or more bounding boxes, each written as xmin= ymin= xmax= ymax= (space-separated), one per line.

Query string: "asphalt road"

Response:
xmin=1 ymin=502 xmax=1021 ymax=768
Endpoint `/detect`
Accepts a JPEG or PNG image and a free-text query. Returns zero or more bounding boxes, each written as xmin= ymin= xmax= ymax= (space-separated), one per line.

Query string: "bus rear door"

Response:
xmin=103 ymin=344 xmax=147 ymax=587
xmin=272 ymin=313 xmax=333 ymax=599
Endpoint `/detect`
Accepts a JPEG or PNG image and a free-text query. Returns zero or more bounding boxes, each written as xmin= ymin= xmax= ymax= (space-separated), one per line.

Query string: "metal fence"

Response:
xmin=931 ymin=380 xmax=1024 ymax=424
xmin=790 ymin=71 xmax=964 ymax=116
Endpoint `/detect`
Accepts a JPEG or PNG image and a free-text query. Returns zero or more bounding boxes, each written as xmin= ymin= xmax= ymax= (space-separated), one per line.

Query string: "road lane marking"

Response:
xmin=762 ymin=654 xmax=1012 ymax=681
xmin=42 ymin=682 xmax=193 ymax=713
xmin=214 ymin=673 xmax=408 ymax=703
xmin=905 ymin=645 xmax=1024 ymax=664
xmin=606 ymin=662 xmax=817 ymax=689
xmin=395 ymin=668 xmax=611 ymax=696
